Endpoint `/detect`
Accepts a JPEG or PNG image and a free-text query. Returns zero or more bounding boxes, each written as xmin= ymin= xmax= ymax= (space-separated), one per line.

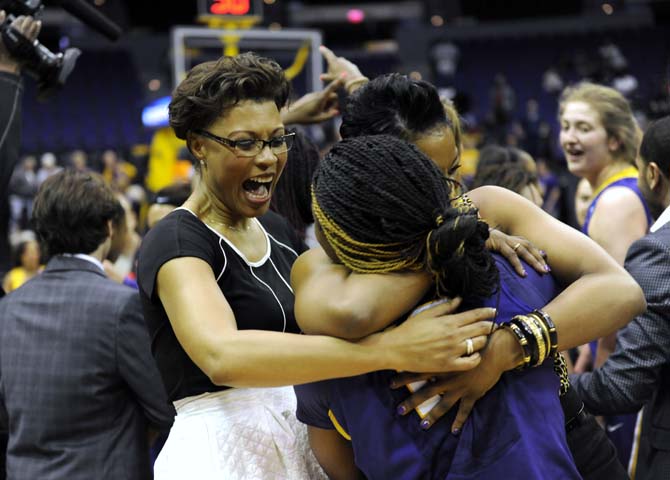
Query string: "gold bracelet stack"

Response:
xmin=501 ymin=309 xmax=559 ymax=369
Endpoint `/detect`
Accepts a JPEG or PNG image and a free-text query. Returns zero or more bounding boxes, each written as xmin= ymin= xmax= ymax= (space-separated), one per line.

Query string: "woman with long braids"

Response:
xmin=292 ymin=134 xmax=643 ymax=479
xmin=298 ymin=46 xmax=641 ymax=479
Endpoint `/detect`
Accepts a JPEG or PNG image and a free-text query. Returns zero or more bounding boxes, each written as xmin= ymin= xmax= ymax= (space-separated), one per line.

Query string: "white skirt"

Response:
xmin=154 ymin=387 xmax=327 ymax=480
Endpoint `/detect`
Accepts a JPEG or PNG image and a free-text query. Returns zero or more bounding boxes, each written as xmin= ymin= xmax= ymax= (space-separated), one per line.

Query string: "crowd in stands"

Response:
xmin=3 ymin=8 xmax=670 ymax=480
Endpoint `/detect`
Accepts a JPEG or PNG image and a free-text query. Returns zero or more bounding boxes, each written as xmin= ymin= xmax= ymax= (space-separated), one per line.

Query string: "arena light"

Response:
xmin=142 ymin=96 xmax=171 ymax=128
xmin=347 ymin=8 xmax=365 ymax=24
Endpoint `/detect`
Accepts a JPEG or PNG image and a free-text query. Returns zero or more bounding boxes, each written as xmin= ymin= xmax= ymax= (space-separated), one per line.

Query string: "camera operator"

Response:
xmin=0 ymin=11 xmax=41 ymax=278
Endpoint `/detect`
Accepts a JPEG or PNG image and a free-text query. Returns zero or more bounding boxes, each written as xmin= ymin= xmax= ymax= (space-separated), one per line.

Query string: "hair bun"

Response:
xmin=427 ymin=207 xmax=498 ymax=298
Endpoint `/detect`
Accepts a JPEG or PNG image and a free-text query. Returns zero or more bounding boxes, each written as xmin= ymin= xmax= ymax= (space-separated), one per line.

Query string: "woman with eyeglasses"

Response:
xmin=136 ymin=53 xmax=499 ymax=479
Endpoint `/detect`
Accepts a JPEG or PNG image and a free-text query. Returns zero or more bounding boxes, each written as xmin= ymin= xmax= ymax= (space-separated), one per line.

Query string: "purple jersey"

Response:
xmin=295 ymin=254 xmax=581 ymax=479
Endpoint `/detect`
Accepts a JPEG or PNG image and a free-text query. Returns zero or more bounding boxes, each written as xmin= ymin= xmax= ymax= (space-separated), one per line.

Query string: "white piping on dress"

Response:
xmin=249 ymin=266 xmax=287 ymax=333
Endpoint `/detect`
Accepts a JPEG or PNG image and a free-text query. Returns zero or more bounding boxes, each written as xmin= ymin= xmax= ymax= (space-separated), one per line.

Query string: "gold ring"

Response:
xmin=465 ymin=338 xmax=474 ymax=356
xmin=512 ymin=242 xmax=522 ymax=252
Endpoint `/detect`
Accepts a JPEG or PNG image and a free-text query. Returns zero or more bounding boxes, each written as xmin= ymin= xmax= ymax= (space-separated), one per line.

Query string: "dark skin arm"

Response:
xmin=308 ymin=426 xmax=365 ymax=480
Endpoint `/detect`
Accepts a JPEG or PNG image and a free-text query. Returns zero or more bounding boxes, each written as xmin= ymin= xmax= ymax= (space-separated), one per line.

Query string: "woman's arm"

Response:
xmin=156 ymin=257 xmax=494 ymax=388
xmin=469 ymin=185 xmax=645 ymax=350
xmin=293 ymin=240 xmax=546 ymax=340
xmin=588 ymin=186 xmax=648 ymax=265
xmin=292 ymin=247 xmax=432 ymax=338
xmin=308 ymin=426 xmax=365 ymax=480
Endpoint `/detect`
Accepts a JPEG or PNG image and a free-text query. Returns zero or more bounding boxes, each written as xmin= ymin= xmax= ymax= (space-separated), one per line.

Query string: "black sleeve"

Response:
xmin=116 ymin=292 xmax=175 ymax=430
xmin=570 ymin=234 xmax=670 ymax=415
xmin=137 ymin=212 xmax=219 ymax=300
xmin=0 ymin=73 xmax=23 ymax=270
xmin=0 ymin=72 xmax=23 ymax=197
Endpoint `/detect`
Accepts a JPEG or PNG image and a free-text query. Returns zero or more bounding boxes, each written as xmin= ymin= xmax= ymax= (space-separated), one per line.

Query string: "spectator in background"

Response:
xmin=36 ymin=152 xmax=61 ymax=186
xmin=559 ymin=81 xmax=651 ymax=467
xmin=471 ymin=145 xmax=544 ymax=207
xmin=102 ymin=148 xmax=137 ymax=192
xmin=8 ymin=155 xmax=38 ymax=234
xmin=1 ymin=239 xmax=40 ymax=293
xmin=575 ymin=178 xmax=593 ymax=228
xmin=270 ymin=129 xmax=321 ymax=247
xmin=543 ymin=66 xmax=564 ymax=94
xmin=146 ymin=181 xmax=193 ymax=230
xmin=68 ymin=149 xmax=90 ymax=173
xmin=489 ymin=73 xmax=516 ymax=142
xmin=0 ymin=170 xmax=174 ymax=479
xmin=103 ymin=193 xmax=141 ymax=288
xmin=522 ymin=99 xmax=542 ymax=158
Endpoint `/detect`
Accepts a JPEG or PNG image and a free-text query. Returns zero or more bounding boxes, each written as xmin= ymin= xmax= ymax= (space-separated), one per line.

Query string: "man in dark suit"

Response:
xmin=570 ymin=115 xmax=670 ymax=479
xmin=0 ymin=170 xmax=174 ymax=479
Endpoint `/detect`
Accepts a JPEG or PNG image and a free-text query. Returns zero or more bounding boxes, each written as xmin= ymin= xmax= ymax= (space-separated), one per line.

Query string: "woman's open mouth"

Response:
xmin=242 ymin=175 xmax=274 ymax=203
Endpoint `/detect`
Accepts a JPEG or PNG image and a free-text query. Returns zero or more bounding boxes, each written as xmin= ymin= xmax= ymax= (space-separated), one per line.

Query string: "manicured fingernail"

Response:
xmin=451 ymin=427 xmax=461 ymax=436
xmin=544 ymin=264 xmax=551 ymax=272
xmin=420 ymin=420 xmax=430 ymax=430
xmin=397 ymin=405 xmax=407 ymax=415
xmin=540 ymin=250 xmax=547 ymax=256
xmin=521 ymin=269 xmax=527 ymax=277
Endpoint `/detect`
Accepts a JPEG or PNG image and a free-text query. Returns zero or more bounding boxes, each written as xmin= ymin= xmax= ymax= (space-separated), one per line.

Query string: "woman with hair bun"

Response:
xmin=292 ymin=133 xmax=644 ymax=478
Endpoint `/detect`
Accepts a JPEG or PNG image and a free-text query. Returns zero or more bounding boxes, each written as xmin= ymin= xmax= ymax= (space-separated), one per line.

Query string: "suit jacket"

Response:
xmin=570 ymin=222 xmax=670 ymax=480
xmin=0 ymin=255 xmax=175 ymax=480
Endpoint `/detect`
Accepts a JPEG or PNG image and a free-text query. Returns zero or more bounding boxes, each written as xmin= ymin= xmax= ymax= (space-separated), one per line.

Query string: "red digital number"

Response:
xmin=210 ymin=0 xmax=251 ymax=15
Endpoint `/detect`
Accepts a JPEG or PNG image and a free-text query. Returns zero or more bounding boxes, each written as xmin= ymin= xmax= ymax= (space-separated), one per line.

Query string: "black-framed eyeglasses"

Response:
xmin=194 ymin=130 xmax=295 ymax=157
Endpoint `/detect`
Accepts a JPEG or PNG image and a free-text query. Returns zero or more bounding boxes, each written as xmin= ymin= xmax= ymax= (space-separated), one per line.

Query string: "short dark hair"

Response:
xmin=153 ymin=181 xmax=193 ymax=207
xmin=340 ymin=73 xmax=449 ymax=141
xmin=312 ymin=135 xmax=498 ymax=299
xmin=270 ymin=129 xmax=320 ymax=236
xmin=169 ymin=52 xmax=291 ymax=141
xmin=640 ymin=115 xmax=670 ymax=176
xmin=32 ymin=170 xmax=124 ymax=257
xmin=471 ymin=145 xmax=538 ymax=194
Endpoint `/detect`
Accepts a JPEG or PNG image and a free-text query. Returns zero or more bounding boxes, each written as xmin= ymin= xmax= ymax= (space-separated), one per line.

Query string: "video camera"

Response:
xmin=0 ymin=0 xmax=122 ymax=99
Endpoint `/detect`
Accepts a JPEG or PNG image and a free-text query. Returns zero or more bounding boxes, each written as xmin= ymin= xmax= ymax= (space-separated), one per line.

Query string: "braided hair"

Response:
xmin=312 ymin=135 xmax=498 ymax=299
xmin=270 ymin=129 xmax=320 ymax=238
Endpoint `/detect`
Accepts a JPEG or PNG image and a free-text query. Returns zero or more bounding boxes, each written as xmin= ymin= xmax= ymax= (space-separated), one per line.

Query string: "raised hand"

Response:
xmin=0 ymin=12 xmax=42 ymax=74
xmin=281 ymin=76 xmax=344 ymax=125
xmin=319 ymin=45 xmax=368 ymax=93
